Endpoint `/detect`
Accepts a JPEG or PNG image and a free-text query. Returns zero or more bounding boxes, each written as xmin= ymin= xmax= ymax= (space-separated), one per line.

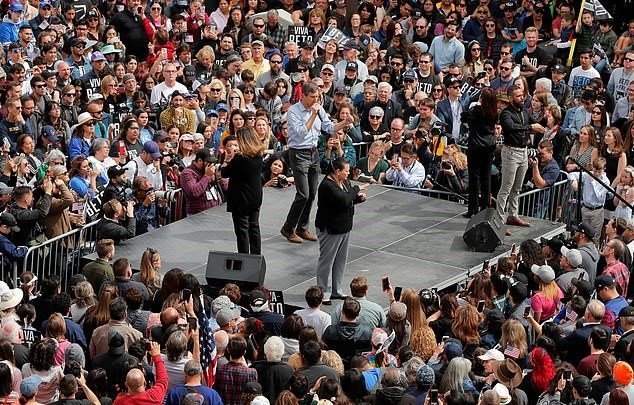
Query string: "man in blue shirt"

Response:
xmin=280 ymin=82 xmax=353 ymax=244
xmin=0 ymin=211 xmax=27 ymax=271
xmin=166 ymin=360 xmax=222 ymax=405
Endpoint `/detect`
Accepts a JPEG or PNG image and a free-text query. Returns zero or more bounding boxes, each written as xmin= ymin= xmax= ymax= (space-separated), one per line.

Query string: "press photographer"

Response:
xmin=132 ymin=176 xmax=169 ymax=236
xmin=97 ymin=199 xmax=136 ymax=244
xmin=102 ymin=166 xmax=131 ymax=206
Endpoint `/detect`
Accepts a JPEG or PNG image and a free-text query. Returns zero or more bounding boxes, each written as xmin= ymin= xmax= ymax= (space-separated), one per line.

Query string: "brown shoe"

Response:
xmin=296 ymin=229 xmax=318 ymax=241
xmin=280 ymin=227 xmax=303 ymax=243
xmin=505 ymin=229 xmax=512 ymax=236
xmin=506 ymin=216 xmax=530 ymax=227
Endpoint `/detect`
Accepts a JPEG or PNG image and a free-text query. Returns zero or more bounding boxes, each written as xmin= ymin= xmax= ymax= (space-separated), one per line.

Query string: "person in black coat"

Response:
xmin=220 ymin=127 xmax=264 ymax=255
xmin=461 ymin=87 xmax=499 ymax=218
xmin=315 ymin=157 xmax=367 ymax=302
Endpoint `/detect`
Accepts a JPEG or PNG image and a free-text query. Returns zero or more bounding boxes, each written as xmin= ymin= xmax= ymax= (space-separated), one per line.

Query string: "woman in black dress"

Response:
xmin=221 ymin=127 xmax=265 ymax=255
xmin=461 ymin=87 xmax=498 ymax=218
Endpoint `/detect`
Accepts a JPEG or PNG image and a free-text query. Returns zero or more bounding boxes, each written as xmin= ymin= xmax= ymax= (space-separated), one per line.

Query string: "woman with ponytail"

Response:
xmin=520 ymin=347 xmax=556 ymax=403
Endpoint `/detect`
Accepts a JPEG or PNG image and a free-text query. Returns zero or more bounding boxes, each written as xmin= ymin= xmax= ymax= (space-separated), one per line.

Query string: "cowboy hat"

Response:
xmin=70 ymin=112 xmax=96 ymax=134
xmin=0 ymin=281 xmax=23 ymax=311
xmin=493 ymin=358 xmax=523 ymax=388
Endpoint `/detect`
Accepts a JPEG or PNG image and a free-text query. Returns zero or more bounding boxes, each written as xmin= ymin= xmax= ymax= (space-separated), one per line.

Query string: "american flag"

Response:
xmin=199 ymin=305 xmax=217 ymax=386
xmin=566 ymin=308 xmax=579 ymax=322
xmin=504 ymin=345 xmax=521 ymax=359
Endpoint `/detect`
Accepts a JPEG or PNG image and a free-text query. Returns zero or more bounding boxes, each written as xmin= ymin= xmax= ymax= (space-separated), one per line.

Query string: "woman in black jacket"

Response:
xmin=315 ymin=157 xmax=367 ymax=303
xmin=220 ymin=127 xmax=264 ymax=254
xmin=461 ymin=87 xmax=498 ymax=218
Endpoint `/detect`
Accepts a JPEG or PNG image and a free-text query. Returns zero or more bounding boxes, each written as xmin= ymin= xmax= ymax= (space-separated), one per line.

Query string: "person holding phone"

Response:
xmin=181 ymin=149 xmax=223 ymax=215
xmin=281 ymin=82 xmax=354 ymax=244
xmin=315 ymin=157 xmax=367 ymax=302
xmin=220 ymin=127 xmax=265 ymax=255
xmin=110 ymin=0 xmax=150 ymax=61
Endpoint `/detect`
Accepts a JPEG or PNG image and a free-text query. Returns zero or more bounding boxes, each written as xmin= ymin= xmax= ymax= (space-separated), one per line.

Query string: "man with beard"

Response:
xmin=514 ymin=27 xmax=549 ymax=84
xmin=497 ymin=85 xmax=545 ymax=235
xmin=256 ymin=51 xmax=289 ymax=90
xmin=429 ymin=20 xmax=465 ymax=70
xmin=214 ymin=34 xmax=235 ymax=69
xmin=410 ymin=16 xmax=434 ymax=47
xmin=490 ymin=57 xmax=515 ymax=94
xmin=102 ymin=166 xmax=131 ymax=205
xmin=414 ymin=52 xmax=440 ymax=95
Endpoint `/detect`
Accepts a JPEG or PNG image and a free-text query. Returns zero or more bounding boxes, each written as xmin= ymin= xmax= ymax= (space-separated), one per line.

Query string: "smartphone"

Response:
xmin=430 ymin=388 xmax=439 ymax=405
xmin=477 ymin=300 xmax=486 ymax=312
xmin=563 ymin=370 xmax=572 ymax=380
xmin=394 ymin=286 xmax=402 ymax=302
xmin=181 ymin=288 xmax=192 ymax=302
xmin=523 ymin=306 xmax=531 ymax=318
xmin=382 ymin=276 xmax=390 ymax=291
xmin=3 ymin=137 xmax=10 ymax=149
xmin=511 ymin=243 xmax=517 ymax=255
xmin=431 ymin=287 xmax=437 ymax=295
xmin=482 ymin=260 xmax=490 ymax=271
xmin=187 ymin=316 xmax=197 ymax=331
xmin=140 ymin=338 xmax=151 ymax=351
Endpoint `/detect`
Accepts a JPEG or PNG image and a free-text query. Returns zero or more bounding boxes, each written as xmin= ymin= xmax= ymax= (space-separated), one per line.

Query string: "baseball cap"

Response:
xmin=620 ymin=306 xmax=634 ymax=317
xmin=531 ymin=264 xmax=556 ymax=283
xmin=39 ymin=0 xmax=52 ymax=8
xmin=552 ymin=64 xmax=567 ymax=73
xmin=195 ymin=148 xmax=215 ymax=164
xmin=365 ymin=75 xmax=379 ymax=84
xmin=571 ymin=277 xmax=594 ymax=300
xmin=444 ymin=338 xmax=463 ymax=360
xmin=122 ymin=73 xmax=136 ymax=83
xmin=444 ymin=75 xmax=462 ymax=87
xmin=334 ymin=87 xmax=347 ymax=95
xmin=371 ymin=328 xmax=388 ymax=347
xmin=614 ymin=361 xmax=633 ymax=385
xmin=570 ymin=222 xmax=596 ymax=239
xmin=346 ymin=61 xmax=358 ymax=71
xmin=561 ymin=246 xmax=583 ymax=268
xmin=41 ymin=125 xmax=59 ymax=143
xmin=69 ymin=37 xmax=86 ymax=47
xmin=153 ymin=131 xmax=169 ymax=142
xmin=594 ymin=274 xmax=616 ymax=290
xmin=0 ymin=183 xmax=13 ymax=196
xmin=179 ymin=133 xmax=194 ymax=142
xmin=20 ymin=376 xmax=41 ymax=397
xmin=245 ymin=382 xmax=263 ymax=395
xmin=343 ymin=40 xmax=358 ymax=51
xmin=502 ymin=1 xmax=517 ymax=9
xmin=9 ymin=2 xmax=23 ymax=12
xmin=403 ymin=70 xmax=416 ymax=81
xmin=478 ymin=348 xmax=505 ymax=361
xmin=107 ymin=165 xmax=126 ymax=179
xmin=300 ymin=40 xmax=315 ymax=49
xmin=251 ymin=40 xmax=264 ymax=47
xmin=321 ymin=63 xmax=335 ymax=73
xmin=91 ymin=51 xmax=106 ymax=62
xmin=215 ymin=308 xmax=235 ymax=327
xmin=205 ymin=109 xmax=219 ymax=117
xmin=215 ymin=103 xmax=229 ymax=112
xmin=250 ymin=290 xmax=268 ymax=310
xmin=0 ymin=212 xmax=19 ymax=233
xmin=225 ymin=53 xmax=242 ymax=65
xmin=88 ymin=93 xmax=105 ymax=103
xmin=142 ymin=141 xmax=162 ymax=158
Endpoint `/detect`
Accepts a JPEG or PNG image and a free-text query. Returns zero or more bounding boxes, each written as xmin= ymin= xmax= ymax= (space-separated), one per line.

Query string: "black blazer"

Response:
xmin=315 ymin=177 xmax=363 ymax=234
xmin=221 ymin=154 xmax=263 ymax=215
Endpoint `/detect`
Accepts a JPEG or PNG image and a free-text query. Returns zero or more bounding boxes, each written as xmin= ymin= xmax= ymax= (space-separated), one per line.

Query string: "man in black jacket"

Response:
xmin=93 ymin=330 xmax=139 ymax=397
xmin=110 ymin=0 xmax=150 ymax=61
xmin=97 ymin=199 xmax=136 ymax=244
xmin=496 ymin=85 xmax=545 ymax=235
xmin=322 ymin=297 xmax=372 ymax=367
xmin=11 ymin=182 xmax=52 ymax=246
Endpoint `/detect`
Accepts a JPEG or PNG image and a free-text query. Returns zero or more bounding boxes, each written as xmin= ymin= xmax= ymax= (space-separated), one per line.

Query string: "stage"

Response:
xmin=97 ymin=185 xmax=565 ymax=309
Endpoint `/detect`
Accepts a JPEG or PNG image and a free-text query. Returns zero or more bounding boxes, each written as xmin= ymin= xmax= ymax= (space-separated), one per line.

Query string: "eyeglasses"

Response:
xmin=34 ymin=84 xmax=45 ymax=88
xmin=321 ymin=71 xmax=333 ymax=76
xmin=64 ymin=93 xmax=76 ymax=97
xmin=151 ymin=6 xmax=161 ymax=10
xmin=391 ymin=62 xmax=402 ymax=66
xmin=625 ymin=58 xmax=634 ymax=63
xmin=448 ymin=85 xmax=460 ymax=90
xmin=500 ymin=66 xmax=512 ymax=71
xmin=370 ymin=115 xmax=382 ymax=119
xmin=416 ymin=25 xmax=427 ymax=29
xmin=391 ymin=127 xmax=403 ymax=131
xmin=592 ymin=110 xmax=601 ymax=114
xmin=247 ymin=116 xmax=256 ymax=120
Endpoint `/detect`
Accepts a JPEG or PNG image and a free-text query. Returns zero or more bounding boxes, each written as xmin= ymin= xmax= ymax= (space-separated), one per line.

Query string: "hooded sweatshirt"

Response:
xmin=0 ymin=15 xmax=26 ymax=43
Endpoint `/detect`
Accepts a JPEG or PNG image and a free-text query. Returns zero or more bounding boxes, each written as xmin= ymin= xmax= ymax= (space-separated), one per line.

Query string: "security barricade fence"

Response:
xmin=516 ymin=172 xmax=574 ymax=226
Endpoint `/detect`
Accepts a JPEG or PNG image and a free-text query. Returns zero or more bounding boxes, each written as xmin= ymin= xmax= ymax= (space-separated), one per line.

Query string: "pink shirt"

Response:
xmin=531 ymin=286 xmax=564 ymax=320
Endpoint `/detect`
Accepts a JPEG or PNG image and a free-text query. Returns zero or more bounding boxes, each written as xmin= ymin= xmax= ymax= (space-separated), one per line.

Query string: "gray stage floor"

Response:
xmin=106 ymin=184 xmax=565 ymax=309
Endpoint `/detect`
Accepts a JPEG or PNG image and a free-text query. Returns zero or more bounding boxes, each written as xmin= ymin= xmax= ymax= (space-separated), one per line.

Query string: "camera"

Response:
xmin=276 ymin=175 xmax=288 ymax=188
xmin=527 ymin=148 xmax=538 ymax=160
xmin=441 ymin=161 xmax=452 ymax=170
xmin=154 ymin=189 xmax=177 ymax=202
xmin=115 ymin=187 xmax=135 ymax=203
xmin=430 ymin=122 xmax=447 ymax=137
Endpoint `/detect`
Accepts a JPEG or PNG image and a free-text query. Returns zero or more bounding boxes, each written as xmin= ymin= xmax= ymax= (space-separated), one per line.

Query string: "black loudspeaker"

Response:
xmin=205 ymin=251 xmax=266 ymax=290
xmin=463 ymin=208 xmax=505 ymax=252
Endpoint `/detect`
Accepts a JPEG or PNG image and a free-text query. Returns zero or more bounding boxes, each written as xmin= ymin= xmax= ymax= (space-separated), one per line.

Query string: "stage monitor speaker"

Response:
xmin=463 ymin=208 xmax=505 ymax=252
xmin=205 ymin=251 xmax=266 ymax=290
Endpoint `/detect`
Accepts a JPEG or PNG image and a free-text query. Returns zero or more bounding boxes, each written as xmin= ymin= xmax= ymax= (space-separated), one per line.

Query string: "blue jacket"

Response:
xmin=69 ymin=137 xmax=90 ymax=161
xmin=0 ymin=16 xmax=27 ymax=44
xmin=0 ymin=233 xmax=27 ymax=269
xmin=562 ymin=105 xmax=589 ymax=135
xmin=436 ymin=95 xmax=475 ymax=139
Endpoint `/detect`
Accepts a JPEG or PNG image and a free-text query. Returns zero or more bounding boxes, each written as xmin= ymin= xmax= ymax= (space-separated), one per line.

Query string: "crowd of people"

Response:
xmin=0 ymin=0 xmax=634 ymax=403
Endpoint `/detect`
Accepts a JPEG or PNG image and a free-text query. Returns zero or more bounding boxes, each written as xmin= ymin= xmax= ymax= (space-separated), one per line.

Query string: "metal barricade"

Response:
xmin=352 ymin=142 xmax=373 ymax=160
xmin=380 ymin=184 xmax=468 ymax=204
xmin=163 ymin=188 xmax=185 ymax=225
xmin=516 ymin=172 xmax=573 ymax=225
xmin=19 ymin=220 xmax=100 ymax=290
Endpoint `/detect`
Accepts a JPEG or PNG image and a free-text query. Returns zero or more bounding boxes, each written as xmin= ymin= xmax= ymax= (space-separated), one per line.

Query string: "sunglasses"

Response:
xmin=471 ymin=48 xmax=481 ymax=52
xmin=625 ymin=58 xmax=634 ymax=63
xmin=210 ymin=88 xmax=222 ymax=92
xmin=500 ymin=66 xmax=512 ymax=71
xmin=253 ymin=24 xmax=265 ymax=28
xmin=321 ymin=71 xmax=333 ymax=76
xmin=485 ymin=67 xmax=494 ymax=71
xmin=297 ymin=68 xmax=308 ymax=72
xmin=370 ymin=115 xmax=382 ymax=119
xmin=485 ymin=23 xmax=495 ymax=27
xmin=244 ymin=90 xmax=254 ymax=94
xmin=432 ymin=88 xmax=443 ymax=92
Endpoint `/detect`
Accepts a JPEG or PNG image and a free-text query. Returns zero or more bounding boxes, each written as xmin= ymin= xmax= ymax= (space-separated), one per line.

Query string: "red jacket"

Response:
xmin=113 ymin=354 xmax=168 ymax=405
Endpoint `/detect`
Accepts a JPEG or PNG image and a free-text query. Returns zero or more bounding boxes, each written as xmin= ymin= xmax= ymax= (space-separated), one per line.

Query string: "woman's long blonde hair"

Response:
xmin=139 ymin=248 xmax=161 ymax=291
xmin=500 ymin=319 xmax=528 ymax=358
xmin=540 ymin=280 xmax=560 ymax=301
xmin=451 ymin=305 xmax=480 ymax=346
xmin=400 ymin=288 xmax=427 ymax=331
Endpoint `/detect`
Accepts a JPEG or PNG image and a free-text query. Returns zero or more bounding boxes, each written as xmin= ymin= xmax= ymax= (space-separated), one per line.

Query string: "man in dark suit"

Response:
xmin=435 ymin=75 xmax=473 ymax=144
xmin=562 ymin=299 xmax=612 ymax=367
